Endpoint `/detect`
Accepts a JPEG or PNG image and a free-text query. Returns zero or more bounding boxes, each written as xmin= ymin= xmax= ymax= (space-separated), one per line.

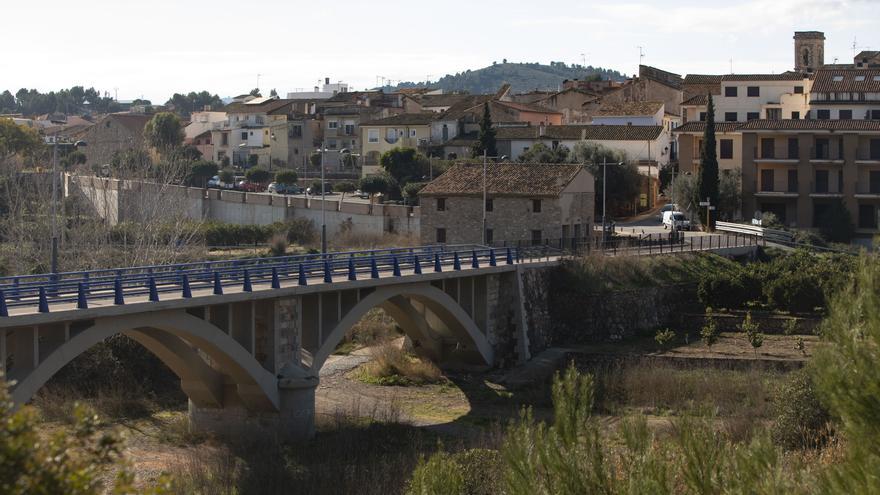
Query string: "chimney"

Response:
xmin=314 ymin=86 xmax=319 ymax=92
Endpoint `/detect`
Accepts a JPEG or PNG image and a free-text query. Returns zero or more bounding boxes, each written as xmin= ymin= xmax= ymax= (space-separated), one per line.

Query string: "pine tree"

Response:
xmin=472 ymin=102 xmax=498 ymax=158
xmin=698 ymin=93 xmax=719 ymax=229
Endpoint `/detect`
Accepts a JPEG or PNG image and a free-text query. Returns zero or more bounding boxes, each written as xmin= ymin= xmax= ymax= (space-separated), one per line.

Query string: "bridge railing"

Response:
xmin=0 ymin=245 xmax=529 ymax=316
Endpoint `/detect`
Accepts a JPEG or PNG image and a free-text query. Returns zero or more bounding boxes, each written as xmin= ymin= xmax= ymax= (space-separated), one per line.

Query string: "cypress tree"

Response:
xmin=698 ymin=93 xmax=719 ymax=229
xmin=472 ymin=102 xmax=498 ymax=158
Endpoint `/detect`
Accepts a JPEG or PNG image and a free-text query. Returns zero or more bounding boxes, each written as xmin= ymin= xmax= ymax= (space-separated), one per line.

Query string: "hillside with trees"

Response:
xmin=389 ymin=61 xmax=626 ymax=94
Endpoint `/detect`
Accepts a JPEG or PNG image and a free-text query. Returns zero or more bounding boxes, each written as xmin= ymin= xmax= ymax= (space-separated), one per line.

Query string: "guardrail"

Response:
xmin=0 ymin=244 xmax=529 ymax=316
xmin=715 ymin=221 xmax=794 ymax=245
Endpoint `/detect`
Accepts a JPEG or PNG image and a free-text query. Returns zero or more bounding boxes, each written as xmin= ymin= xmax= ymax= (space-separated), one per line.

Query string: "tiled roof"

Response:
xmin=437 ymin=95 xmax=495 ymax=121
xmin=721 ymin=72 xmax=806 ymax=82
xmin=810 ymin=68 xmax=880 ymax=93
xmin=419 ymin=163 xmax=585 ymax=197
xmin=360 ymin=113 xmax=435 ymax=126
xmin=681 ymin=94 xmax=708 ymax=106
xmin=672 ymin=122 xmax=743 ymax=133
xmin=224 ymin=98 xmax=294 ymax=114
xmin=738 ymin=119 xmax=880 ymax=131
xmin=106 ymin=113 xmax=152 ymax=133
xmin=411 ymin=93 xmax=473 ymax=108
xmin=595 ymin=101 xmax=663 ymax=116
xmin=683 ymin=74 xmax=723 ymax=85
xmin=495 ymin=124 xmax=664 ymax=141
xmin=495 ymin=100 xmax=562 ymax=114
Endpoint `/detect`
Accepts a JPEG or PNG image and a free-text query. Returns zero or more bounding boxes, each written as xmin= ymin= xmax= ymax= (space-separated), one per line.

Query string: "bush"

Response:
xmin=407 ymin=452 xmax=465 ymax=495
xmin=771 ymin=370 xmax=830 ymax=450
xmin=357 ymin=342 xmax=443 ymax=386
xmin=697 ymin=268 xmax=761 ymax=309
xmin=817 ymin=198 xmax=855 ymax=243
xmin=275 ymin=170 xmax=298 ymax=185
xmin=654 ymin=328 xmax=675 ymax=349
xmin=245 ymin=167 xmax=271 ymax=184
xmin=765 ymin=272 xmax=826 ymax=313
xmin=701 ymin=311 xmax=719 ymax=347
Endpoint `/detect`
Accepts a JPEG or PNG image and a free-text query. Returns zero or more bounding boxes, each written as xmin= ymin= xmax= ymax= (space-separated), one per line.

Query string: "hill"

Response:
xmin=388 ymin=61 xmax=627 ymax=94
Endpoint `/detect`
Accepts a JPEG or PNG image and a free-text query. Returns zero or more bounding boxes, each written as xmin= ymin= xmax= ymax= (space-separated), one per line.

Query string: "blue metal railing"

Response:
xmin=0 ymin=244 xmax=529 ymax=316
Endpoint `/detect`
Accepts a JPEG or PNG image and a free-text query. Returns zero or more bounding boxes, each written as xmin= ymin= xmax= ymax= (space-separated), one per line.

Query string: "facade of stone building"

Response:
xmin=418 ymin=163 xmax=595 ymax=246
xmin=75 ymin=113 xmax=151 ymax=166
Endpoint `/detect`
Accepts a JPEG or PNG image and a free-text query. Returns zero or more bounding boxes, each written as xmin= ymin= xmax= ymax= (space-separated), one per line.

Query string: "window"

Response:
xmin=436 ymin=198 xmax=446 ymax=211
xmin=870 ymin=170 xmax=880 ymax=193
xmin=761 ymin=138 xmax=775 ymax=159
xmin=531 ymin=230 xmax=542 ymax=246
xmin=532 ymin=199 xmax=542 ymax=213
xmin=344 ymin=124 xmax=355 ymax=135
xmin=787 ymin=169 xmax=798 ymax=193
xmin=747 ymin=86 xmax=760 ymax=97
xmin=788 ymin=138 xmax=799 ymax=159
xmin=724 ymin=86 xmax=737 ymax=97
xmin=368 ymin=129 xmax=379 ymax=143
xmin=485 ymin=228 xmax=493 ymax=244
xmin=817 ymin=109 xmax=831 ymax=120
xmin=874 ymin=76 xmax=880 ymax=82
xmin=328 ymin=120 xmax=338 ymax=129
xmin=855 ymin=75 xmax=866 ymax=82
xmin=761 ymin=169 xmax=774 ymax=192
xmin=766 ymin=108 xmax=781 ymax=120
xmin=222 ymin=133 xmax=229 ymax=146
xmin=699 ymin=112 xmax=707 ymax=122
xmin=747 ymin=112 xmax=760 ymax=121
xmin=720 ymin=139 xmax=733 ymax=159
xmin=871 ymin=110 xmax=880 ymax=120
xmin=327 ymin=139 xmax=337 ymax=149
xmin=794 ymin=86 xmax=804 ymax=94
xmin=791 ymin=111 xmax=800 ymax=120
xmin=724 ymin=112 xmax=738 ymax=122
xmin=815 ymin=170 xmax=829 ymax=193
xmin=859 ymin=205 xmax=877 ymax=229
xmin=290 ymin=125 xmax=302 ymax=138
xmin=870 ymin=138 xmax=880 ymax=160
xmin=409 ymin=129 xmax=417 ymax=138
xmin=241 ymin=132 xmax=248 ymax=140
xmin=436 ymin=228 xmax=446 ymax=243
xmin=839 ymin=109 xmax=853 ymax=120
xmin=832 ymin=75 xmax=844 ymax=82
xmin=815 ymin=138 xmax=830 ymax=159
xmin=485 ymin=198 xmax=493 ymax=212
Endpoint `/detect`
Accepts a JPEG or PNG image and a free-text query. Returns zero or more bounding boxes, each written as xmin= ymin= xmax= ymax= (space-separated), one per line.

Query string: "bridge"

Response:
xmin=0 ymin=245 xmax=557 ymax=437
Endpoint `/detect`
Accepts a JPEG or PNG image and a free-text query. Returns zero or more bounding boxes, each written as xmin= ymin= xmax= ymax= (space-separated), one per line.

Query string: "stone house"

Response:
xmin=418 ymin=162 xmax=595 ymax=246
xmin=75 ymin=113 xmax=152 ymax=166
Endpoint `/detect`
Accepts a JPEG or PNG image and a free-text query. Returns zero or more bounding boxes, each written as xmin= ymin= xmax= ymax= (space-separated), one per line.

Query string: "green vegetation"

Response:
xmin=700 ymin=310 xmax=719 ymax=348
xmin=356 ymin=343 xmax=443 ymax=386
xmin=275 ymin=169 xmax=298 ymax=185
xmin=360 ymin=174 xmax=393 ymax=199
xmin=187 ymin=160 xmax=218 ymax=187
xmin=143 ymin=112 xmax=185 ymax=152
xmin=471 ymin=102 xmax=497 ymax=158
xmin=698 ymin=94 xmax=719 ymax=228
xmin=164 ymin=91 xmax=224 ymax=117
xmin=380 ymin=147 xmax=429 ymax=192
xmin=654 ymin=328 xmax=676 ymax=349
xmin=569 ymin=141 xmax=641 ymax=216
xmin=390 ymin=61 xmax=624 ymax=94
xmin=0 ymin=86 xmax=120 ymax=115
xmin=0 ymin=377 xmax=170 ymax=494
xmin=817 ymin=198 xmax=856 ymax=244
xmin=518 ymin=142 xmax=569 ymax=163
xmin=244 ymin=166 xmax=271 ymax=184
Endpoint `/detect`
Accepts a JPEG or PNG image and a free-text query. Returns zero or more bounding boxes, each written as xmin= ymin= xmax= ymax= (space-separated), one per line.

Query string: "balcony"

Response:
xmin=753 ymin=148 xmax=799 ymax=163
xmin=754 ymin=180 xmax=798 ymax=198
xmin=855 ymin=184 xmax=880 ymax=198
xmin=809 ymin=181 xmax=844 ymax=197
xmin=856 ymin=151 xmax=880 ymax=164
xmin=809 ymin=147 xmax=845 ymax=164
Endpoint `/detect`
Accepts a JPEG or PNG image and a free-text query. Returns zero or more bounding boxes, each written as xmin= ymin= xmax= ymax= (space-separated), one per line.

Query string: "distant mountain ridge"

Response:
xmin=387 ymin=62 xmax=627 ymax=94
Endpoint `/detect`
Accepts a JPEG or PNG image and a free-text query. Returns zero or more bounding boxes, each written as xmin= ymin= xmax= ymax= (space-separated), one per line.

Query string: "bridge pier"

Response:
xmin=188 ymin=375 xmax=319 ymax=440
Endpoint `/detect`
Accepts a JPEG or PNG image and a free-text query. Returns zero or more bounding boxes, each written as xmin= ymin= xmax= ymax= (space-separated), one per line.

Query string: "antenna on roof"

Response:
xmin=637 ymin=46 xmax=645 ymax=68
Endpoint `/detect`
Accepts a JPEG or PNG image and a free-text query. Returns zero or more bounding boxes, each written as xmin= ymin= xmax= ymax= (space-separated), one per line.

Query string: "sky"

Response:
xmin=2 ymin=0 xmax=878 ymax=103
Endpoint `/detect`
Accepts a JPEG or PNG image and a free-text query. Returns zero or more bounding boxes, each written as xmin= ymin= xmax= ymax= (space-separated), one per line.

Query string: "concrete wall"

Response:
xmin=69 ymin=175 xmax=419 ymax=238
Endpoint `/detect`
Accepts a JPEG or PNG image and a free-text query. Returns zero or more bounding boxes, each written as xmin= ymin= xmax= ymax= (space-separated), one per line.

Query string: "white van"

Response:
xmin=662 ymin=211 xmax=692 ymax=231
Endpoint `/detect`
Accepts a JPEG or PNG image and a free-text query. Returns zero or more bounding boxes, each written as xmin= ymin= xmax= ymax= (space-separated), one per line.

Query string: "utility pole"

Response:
xmin=602 ymin=156 xmax=607 ymax=240
xmin=482 ymin=150 xmax=487 ymax=244
xmin=50 ymin=139 xmax=59 ymax=274
xmin=320 ymin=143 xmax=327 ymax=253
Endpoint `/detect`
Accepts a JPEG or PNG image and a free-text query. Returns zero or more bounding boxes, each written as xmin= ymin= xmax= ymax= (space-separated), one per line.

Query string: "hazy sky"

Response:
xmin=2 ymin=0 xmax=878 ymax=102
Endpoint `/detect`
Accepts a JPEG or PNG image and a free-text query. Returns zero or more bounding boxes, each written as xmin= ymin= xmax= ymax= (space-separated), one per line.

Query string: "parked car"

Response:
xmin=662 ymin=211 xmax=691 ymax=231
xmin=235 ymin=180 xmax=264 ymax=192
xmin=268 ymin=182 xmax=303 ymax=195
xmin=207 ymin=175 xmax=221 ymax=188
xmin=657 ymin=203 xmax=679 ymax=222
xmin=353 ymin=189 xmax=370 ymax=199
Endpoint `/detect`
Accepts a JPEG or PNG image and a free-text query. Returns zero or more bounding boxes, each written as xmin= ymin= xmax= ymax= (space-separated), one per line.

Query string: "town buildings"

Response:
xmin=418 ymin=163 xmax=594 ymax=246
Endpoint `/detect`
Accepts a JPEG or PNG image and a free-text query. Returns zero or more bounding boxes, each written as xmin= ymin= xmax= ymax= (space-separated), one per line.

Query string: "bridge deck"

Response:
xmin=0 ymin=245 xmax=560 ymax=326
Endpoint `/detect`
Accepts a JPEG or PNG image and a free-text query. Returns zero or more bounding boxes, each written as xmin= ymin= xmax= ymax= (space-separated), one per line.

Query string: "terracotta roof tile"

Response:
xmin=738 ymin=119 xmax=880 ymax=131
xmin=595 ymin=101 xmax=663 ymax=116
xmin=360 ymin=113 xmax=435 ymax=126
xmin=419 ymin=162 xmax=585 ymax=197
xmin=672 ymin=122 xmax=742 ymax=133
xmin=810 ymin=68 xmax=880 ymax=93
xmin=721 ymin=72 xmax=806 ymax=82
xmin=681 ymin=94 xmax=708 ymax=106
xmin=684 ymin=74 xmax=723 ymax=85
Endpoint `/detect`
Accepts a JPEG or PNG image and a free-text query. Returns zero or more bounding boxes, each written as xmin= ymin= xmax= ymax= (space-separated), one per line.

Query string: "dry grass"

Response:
xmin=329 ymin=230 xmax=417 ymax=250
xmin=589 ymin=359 xmax=778 ymax=419
xmin=356 ymin=342 xmax=443 ymax=386
xmin=334 ymin=308 xmax=401 ymax=354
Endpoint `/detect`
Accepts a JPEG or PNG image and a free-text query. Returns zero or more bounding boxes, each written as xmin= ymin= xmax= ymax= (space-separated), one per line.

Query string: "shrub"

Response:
xmin=245 ymin=167 xmax=271 ymax=184
xmin=654 ymin=328 xmax=676 ymax=349
xmin=783 ymin=318 xmax=799 ymax=336
xmin=765 ymin=272 xmax=825 ymax=313
xmin=407 ymin=452 xmax=465 ymax=495
xmin=267 ymin=233 xmax=287 ymax=257
xmin=450 ymin=449 xmax=503 ymax=495
xmin=740 ymin=312 xmax=764 ymax=357
xmin=771 ymin=370 xmax=830 ymax=450
xmin=275 ymin=170 xmax=298 ymax=185
xmin=700 ymin=312 xmax=719 ymax=348
xmin=358 ymin=343 xmax=442 ymax=386
xmin=697 ymin=268 xmax=761 ymax=309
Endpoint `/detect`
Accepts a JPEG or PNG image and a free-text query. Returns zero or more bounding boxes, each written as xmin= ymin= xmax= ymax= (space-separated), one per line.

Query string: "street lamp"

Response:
xmin=598 ymin=157 xmax=625 ymax=241
xmin=50 ymin=137 xmax=87 ymax=274
xmin=316 ymin=143 xmax=331 ymax=253
xmin=480 ymin=151 xmax=508 ymax=245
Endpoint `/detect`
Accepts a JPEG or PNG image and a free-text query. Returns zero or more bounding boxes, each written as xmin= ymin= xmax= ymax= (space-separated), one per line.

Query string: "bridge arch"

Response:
xmin=311 ymin=283 xmax=494 ymax=373
xmin=11 ymin=310 xmax=283 ymax=411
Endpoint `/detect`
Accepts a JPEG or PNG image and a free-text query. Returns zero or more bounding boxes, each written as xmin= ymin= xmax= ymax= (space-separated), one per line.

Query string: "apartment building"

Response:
xmin=211 ymin=97 xmax=295 ymax=167
xmin=360 ymin=113 xmax=434 ymax=175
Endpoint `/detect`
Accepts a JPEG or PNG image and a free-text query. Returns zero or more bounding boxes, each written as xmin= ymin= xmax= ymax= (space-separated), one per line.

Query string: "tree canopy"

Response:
xmin=0 ymin=118 xmax=43 ymax=159
xmin=359 ymin=174 xmax=392 ymax=197
xmin=380 ymin=147 xmax=429 ymax=187
xmin=143 ymin=112 xmax=185 ymax=151
xmin=245 ymin=167 xmax=271 ymax=184
xmin=472 ymin=102 xmax=497 ymax=158
xmin=0 ymin=86 xmax=120 ymax=115
xmin=569 ymin=141 xmax=639 ymax=217
xmin=518 ymin=143 xmax=569 ymax=163
xmin=275 ymin=170 xmax=298 ymax=185
xmin=698 ymin=94 xmax=719 ymax=228
xmin=165 ymin=91 xmax=224 ymax=117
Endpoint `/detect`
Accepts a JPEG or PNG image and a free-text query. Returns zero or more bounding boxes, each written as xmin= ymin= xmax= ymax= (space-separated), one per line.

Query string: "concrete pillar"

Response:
xmin=188 ymin=376 xmax=318 ymax=440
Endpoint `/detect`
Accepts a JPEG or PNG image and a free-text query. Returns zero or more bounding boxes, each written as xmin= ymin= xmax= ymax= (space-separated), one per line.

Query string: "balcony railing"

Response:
xmin=755 ymin=180 xmax=798 ymax=194
xmin=856 ymin=184 xmax=880 ymax=195
xmin=810 ymin=147 xmax=844 ymax=161
xmin=753 ymin=147 xmax=799 ymax=160
xmin=856 ymin=151 xmax=880 ymax=161
xmin=810 ymin=181 xmax=843 ymax=194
